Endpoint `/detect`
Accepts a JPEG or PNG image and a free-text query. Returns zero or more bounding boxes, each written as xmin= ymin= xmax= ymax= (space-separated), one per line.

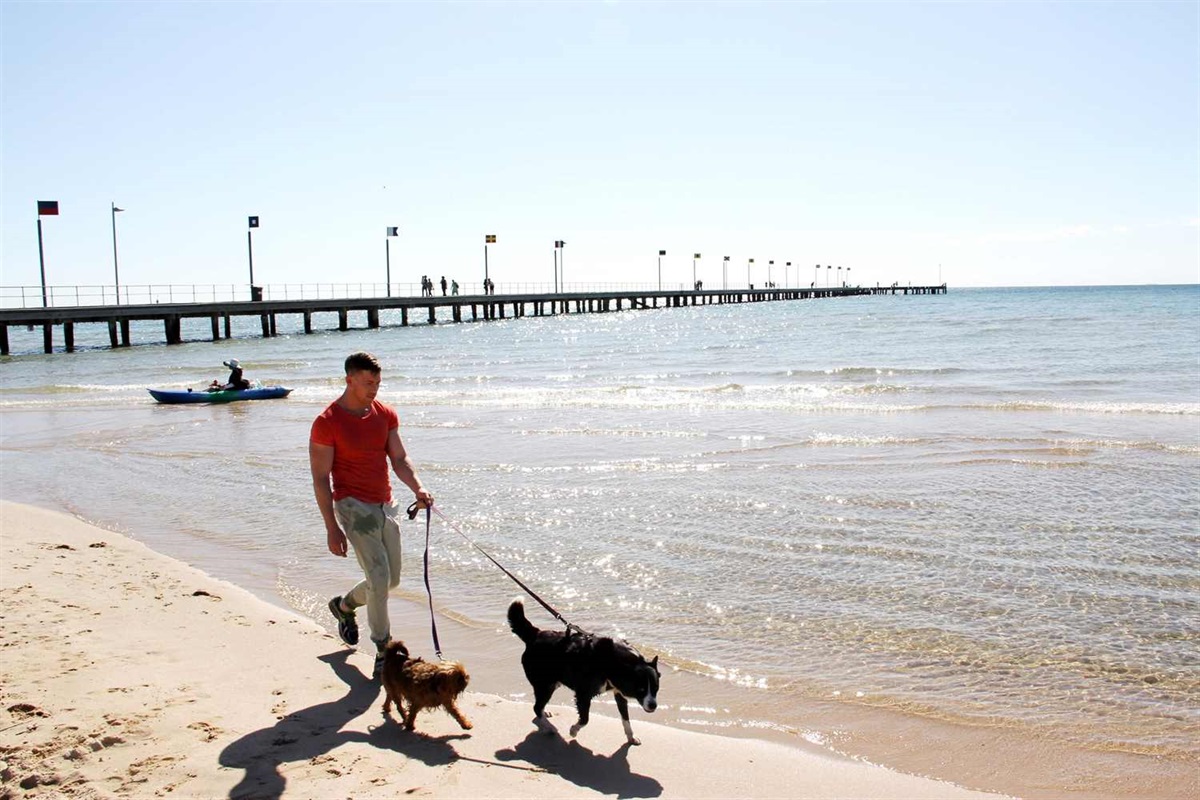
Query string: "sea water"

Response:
xmin=1 ymin=285 xmax=1196 ymax=796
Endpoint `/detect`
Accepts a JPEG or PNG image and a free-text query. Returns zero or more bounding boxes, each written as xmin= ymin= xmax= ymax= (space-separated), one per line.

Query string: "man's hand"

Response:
xmin=327 ymin=526 xmax=348 ymax=557
xmin=415 ymin=487 xmax=435 ymax=509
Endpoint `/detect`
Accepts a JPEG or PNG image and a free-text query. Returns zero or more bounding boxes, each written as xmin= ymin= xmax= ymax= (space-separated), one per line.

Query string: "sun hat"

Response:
xmin=223 ymin=359 xmax=241 ymax=369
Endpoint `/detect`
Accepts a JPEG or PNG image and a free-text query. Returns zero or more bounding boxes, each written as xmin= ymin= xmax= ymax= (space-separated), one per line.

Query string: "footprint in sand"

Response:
xmin=7 ymin=703 xmax=48 ymax=718
xmin=187 ymin=721 xmax=222 ymax=742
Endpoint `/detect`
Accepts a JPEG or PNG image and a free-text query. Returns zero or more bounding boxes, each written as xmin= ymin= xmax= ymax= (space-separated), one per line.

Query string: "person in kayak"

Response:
xmin=211 ymin=359 xmax=251 ymax=391
xmin=310 ymin=351 xmax=434 ymax=680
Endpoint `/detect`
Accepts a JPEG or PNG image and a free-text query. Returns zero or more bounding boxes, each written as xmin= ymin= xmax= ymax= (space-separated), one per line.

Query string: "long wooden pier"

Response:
xmin=0 ymin=284 xmax=946 ymax=356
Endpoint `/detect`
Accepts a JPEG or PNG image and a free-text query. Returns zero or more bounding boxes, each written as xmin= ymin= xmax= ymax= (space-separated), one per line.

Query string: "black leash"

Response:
xmin=414 ymin=503 xmax=443 ymax=660
xmin=407 ymin=500 xmax=583 ymax=641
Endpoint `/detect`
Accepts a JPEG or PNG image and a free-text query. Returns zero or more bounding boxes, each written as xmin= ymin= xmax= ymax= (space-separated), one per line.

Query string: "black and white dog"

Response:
xmin=507 ymin=598 xmax=660 ymax=745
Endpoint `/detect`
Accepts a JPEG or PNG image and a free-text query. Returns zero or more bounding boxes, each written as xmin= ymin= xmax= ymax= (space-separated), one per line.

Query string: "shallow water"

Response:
xmin=2 ymin=285 xmax=1197 ymax=795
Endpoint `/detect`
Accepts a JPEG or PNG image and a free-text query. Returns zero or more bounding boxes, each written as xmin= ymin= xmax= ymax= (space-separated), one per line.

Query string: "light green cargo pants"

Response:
xmin=334 ymin=496 xmax=402 ymax=645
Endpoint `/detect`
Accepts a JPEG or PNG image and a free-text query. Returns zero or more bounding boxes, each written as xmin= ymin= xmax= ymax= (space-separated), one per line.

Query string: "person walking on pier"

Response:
xmin=310 ymin=351 xmax=434 ymax=680
xmin=440 ymin=276 xmax=448 ymax=296
xmin=451 ymin=279 xmax=459 ymax=296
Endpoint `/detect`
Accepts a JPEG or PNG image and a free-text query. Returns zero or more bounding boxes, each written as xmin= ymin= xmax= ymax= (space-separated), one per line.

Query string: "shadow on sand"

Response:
xmin=219 ymin=650 xmax=661 ymax=799
xmin=496 ymin=731 xmax=664 ymax=799
xmin=217 ymin=650 xmax=461 ymax=799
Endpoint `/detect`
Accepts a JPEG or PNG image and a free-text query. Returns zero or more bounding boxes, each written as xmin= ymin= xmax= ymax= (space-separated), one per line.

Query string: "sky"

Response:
xmin=2 ymin=1 xmax=1197 ymax=295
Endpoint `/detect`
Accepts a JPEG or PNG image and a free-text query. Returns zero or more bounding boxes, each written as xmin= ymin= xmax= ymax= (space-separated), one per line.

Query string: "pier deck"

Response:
xmin=0 ymin=284 xmax=946 ymax=356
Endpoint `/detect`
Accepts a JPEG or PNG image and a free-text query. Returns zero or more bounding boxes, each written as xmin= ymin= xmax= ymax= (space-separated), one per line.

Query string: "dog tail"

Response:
xmin=507 ymin=598 xmax=538 ymax=644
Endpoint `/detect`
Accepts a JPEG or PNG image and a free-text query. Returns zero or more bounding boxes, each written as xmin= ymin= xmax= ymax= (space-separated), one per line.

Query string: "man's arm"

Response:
xmin=386 ymin=428 xmax=434 ymax=507
xmin=309 ymin=441 xmax=348 ymax=557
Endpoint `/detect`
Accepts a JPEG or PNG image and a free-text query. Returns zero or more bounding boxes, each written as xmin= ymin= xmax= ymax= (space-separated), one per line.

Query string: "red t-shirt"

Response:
xmin=310 ymin=400 xmax=399 ymax=503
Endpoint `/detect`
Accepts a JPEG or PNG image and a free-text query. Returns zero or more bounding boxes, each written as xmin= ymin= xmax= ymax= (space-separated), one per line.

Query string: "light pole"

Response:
xmin=36 ymin=201 xmax=59 ymax=307
xmin=693 ymin=253 xmax=701 ymax=289
xmin=837 ymin=266 xmax=842 ymax=287
xmin=786 ymin=261 xmax=791 ymax=288
xmin=247 ymin=216 xmax=260 ymax=299
xmin=555 ymin=240 xmax=565 ymax=292
xmin=747 ymin=258 xmax=754 ymax=289
xmin=658 ymin=250 xmax=666 ymax=290
xmin=847 ymin=267 xmax=852 ymax=286
xmin=814 ymin=264 xmax=819 ymax=288
xmin=768 ymin=260 xmax=774 ymax=287
xmin=723 ymin=256 xmax=729 ymax=289
xmin=385 ymin=226 xmax=398 ymax=296
xmin=485 ymin=234 xmax=496 ymax=290
xmin=110 ymin=203 xmax=125 ymax=304
xmin=826 ymin=265 xmax=831 ymax=287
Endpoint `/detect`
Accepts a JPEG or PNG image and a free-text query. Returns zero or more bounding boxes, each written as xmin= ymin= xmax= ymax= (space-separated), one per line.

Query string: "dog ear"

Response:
xmin=650 ymin=655 xmax=659 ymax=673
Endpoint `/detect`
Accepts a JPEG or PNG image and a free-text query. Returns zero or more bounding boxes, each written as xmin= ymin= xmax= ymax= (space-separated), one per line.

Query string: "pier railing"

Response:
xmin=3 ymin=281 xmax=763 ymax=309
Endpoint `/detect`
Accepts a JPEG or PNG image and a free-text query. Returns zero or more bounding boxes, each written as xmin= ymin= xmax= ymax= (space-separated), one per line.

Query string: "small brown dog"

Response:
xmin=379 ymin=640 xmax=472 ymax=732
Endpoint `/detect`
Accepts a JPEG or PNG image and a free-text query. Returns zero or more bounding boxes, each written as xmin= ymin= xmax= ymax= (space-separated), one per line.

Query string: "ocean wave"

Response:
xmin=517 ymin=427 xmax=705 ymax=439
xmin=0 ymin=382 xmax=149 ymax=395
xmin=790 ymin=366 xmax=970 ymax=378
xmin=952 ymin=457 xmax=1092 ymax=468
xmin=966 ymin=400 xmax=1200 ymax=416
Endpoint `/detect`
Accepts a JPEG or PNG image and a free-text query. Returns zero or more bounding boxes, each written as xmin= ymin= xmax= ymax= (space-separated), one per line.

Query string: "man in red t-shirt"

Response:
xmin=310 ymin=351 xmax=434 ymax=679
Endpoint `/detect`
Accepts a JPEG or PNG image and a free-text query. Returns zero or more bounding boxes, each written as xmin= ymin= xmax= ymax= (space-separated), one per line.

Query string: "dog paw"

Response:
xmin=568 ymin=723 xmax=582 ymax=738
xmin=628 ymin=736 xmax=642 ymax=746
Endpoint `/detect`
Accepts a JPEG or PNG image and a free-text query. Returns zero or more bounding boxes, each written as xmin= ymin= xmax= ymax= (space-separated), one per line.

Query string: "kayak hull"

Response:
xmin=148 ymin=386 xmax=293 ymax=404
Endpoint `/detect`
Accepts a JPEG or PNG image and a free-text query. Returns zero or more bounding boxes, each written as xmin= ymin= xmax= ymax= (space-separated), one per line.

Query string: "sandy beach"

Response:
xmin=0 ymin=501 xmax=1013 ymax=799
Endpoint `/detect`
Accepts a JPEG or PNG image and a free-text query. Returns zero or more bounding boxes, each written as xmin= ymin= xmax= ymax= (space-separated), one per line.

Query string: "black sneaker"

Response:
xmin=328 ymin=596 xmax=359 ymax=646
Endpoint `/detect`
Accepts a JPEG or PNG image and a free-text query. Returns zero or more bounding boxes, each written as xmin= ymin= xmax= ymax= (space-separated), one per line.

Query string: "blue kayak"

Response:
xmin=148 ymin=386 xmax=293 ymax=404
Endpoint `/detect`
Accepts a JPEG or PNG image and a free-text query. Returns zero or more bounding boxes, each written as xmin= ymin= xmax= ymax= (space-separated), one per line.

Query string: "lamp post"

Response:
xmin=247 ymin=216 xmax=260 ymax=299
xmin=36 ymin=201 xmax=59 ymax=307
xmin=768 ymin=260 xmax=774 ymax=287
xmin=826 ymin=265 xmax=831 ymax=287
xmin=658 ymin=250 xmax=666 ymax=290
xmin=111 ymin=203 xmax=125 ymax=304
xmin=485 ymin=234 xmax=496 ymax=289
xmin=555 ymin=240 xmax=565 ymax=292
xmin=814 ymin=264 xmax=819 ymax=288
xmin=786 ymin=261 xmax=791 ymax=288
xmin=385 ymin=226 xmax=398 ymax=296
xmin=847 ymin=267 xmax=852 ymax=286
xmin=748 ymin=258 xmax=754 ymax=289
xmin=693 ymin=253 xmax=700 ymax=289
xmin=723 ymin=256 xmax=729 ymax=289
xmin=838 ymin=266 xmax=842 ymax=287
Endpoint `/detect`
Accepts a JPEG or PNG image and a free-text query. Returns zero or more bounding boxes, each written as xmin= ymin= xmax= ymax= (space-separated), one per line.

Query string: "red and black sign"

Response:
xmin=37 ymin=200 xmax=59 ymax=216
